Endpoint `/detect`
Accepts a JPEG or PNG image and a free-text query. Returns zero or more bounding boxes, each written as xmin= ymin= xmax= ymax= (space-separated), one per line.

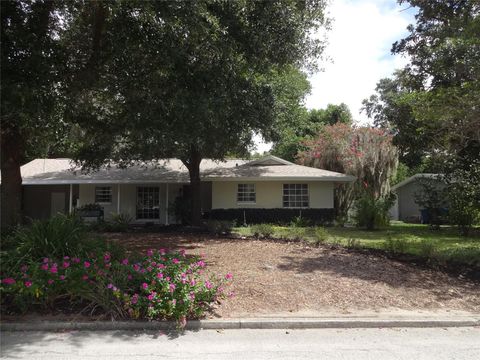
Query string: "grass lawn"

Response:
xmin=234 ymin=222 xmax=480 ymax=267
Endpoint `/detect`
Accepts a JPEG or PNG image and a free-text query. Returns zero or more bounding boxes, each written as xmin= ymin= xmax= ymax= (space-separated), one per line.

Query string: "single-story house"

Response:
xmin=389 ymin=173 xmax=445 ymax=222
xmin=10 ymin=155 xmax=355 ymax=225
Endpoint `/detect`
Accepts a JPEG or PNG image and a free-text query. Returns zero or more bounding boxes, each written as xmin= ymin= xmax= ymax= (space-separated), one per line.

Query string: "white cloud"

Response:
xmin=305 ymin=0 xmax=414 ymax=124
xmin=254 ymin=0 xmax=415 ymax=152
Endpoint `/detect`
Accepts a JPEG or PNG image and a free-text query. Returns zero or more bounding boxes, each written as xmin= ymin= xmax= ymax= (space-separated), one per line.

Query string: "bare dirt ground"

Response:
xmin=107 ymin=232 xmax=480 ymax=318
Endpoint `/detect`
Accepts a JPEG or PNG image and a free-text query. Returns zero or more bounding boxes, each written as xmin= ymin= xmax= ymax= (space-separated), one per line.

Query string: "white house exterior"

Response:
xmin=14 ymin=155 xmax=355 ymax=224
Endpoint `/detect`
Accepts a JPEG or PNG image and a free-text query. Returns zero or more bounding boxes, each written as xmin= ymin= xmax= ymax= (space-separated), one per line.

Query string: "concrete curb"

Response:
xmin=1 ymin=317 xmax=479 ymax=332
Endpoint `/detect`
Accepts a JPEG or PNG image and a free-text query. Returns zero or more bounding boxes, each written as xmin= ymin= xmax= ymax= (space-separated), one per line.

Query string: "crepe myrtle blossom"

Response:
xmin=50 ymin=265 xmax=58 ymax=274
xmin=2 ymin=278 xmax=16 ymax=285
xmin=24 ymin=281 xmax=32 ymax=288
xmin=84 ymin=261 xmax=91 ymax=268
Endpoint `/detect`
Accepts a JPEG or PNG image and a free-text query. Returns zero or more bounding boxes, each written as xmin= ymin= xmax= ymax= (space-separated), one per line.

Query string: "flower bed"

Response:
xmin=1 ymin=249 xmax=232 ymax=327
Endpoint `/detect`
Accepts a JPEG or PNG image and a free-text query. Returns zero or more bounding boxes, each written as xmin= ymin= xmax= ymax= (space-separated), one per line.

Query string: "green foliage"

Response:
xmin=1 ymin=249 xmax=232 ymax=325
xmin=290 ymin=215 xmax=312 ymax=228
xmin=354 ymin=192 xmax=396 ymax=231
xmin=0 ymin=215 xmax=123 ymax=271
xmin=205 ymin=220 xmax=236 ymax=236
xmin=419 ymin=239 xmax=437 ymax=259
xmin=313 ymin=226 xmax=330 ymax=245
xmin=346 ymin=238 xmax=361 ymax=249
xmin=251 ymin=224 xmax=275 ymax=239
xmin=446 ymin=161 xmax=480 ymax=236
xmin=383 ymin=238 xmax=409 ymax=254
xmin=287 ymin=226 xmax=306 ymax=240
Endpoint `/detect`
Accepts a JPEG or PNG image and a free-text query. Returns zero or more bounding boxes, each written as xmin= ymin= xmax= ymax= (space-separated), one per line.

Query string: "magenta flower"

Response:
xmin=59 ymin=275 xmax=65 ymax=281
xmin=157 ymin=264 xmax=165 ymax=269
xmin=172 ymin=258 xmax=180 ymax=264
xmin=225 ymin=273 xmax=233 ymax=280
xmin=159 ymin=248 xmax=166 ymax=255
xmin=156 ymin=272 xmax=164 ymax=279
xmin=63 ymin=261 xmax=70 ymax=269
xmin=42 ymin=258 xmax=49 ymax=263
xmin=84 ymin=261 xmax=91 ymax=268
xmin=72 ymin=257 xmax=80 ymax=264
xmin=127 ymin=274 xmax=133 ymax=280
xmin=147 ymin=266 xmax=153 ymax=272
xmin=50 ymin=266 xmax=58 ymax=274
xmin=133 ymin=264 xmax=140 ymax=272
xmin=2 ymin=278 xmax=16 ymax=285
xmin=40 ymin=263 xmax=49 ymax=271
xmin=205 ymin=280 xmax=213 ymax=289
xmin=190 ymin=279 xmax=196 ymax=286
xmin=82 ymin=275 xmax=88 ymax=281
xmin=197 ymin=260 xmax=206 ymax=268
xmin=147 ymin=249 xmax=154 ymax=257
xmin=103 ymin=253 xmax=111 ymax=263
xmin=48 ymin=279 xmax=54 ymax=285
xmin=63 ymin=256 xmax=70 ymax=260
xmin=142 ymin=283 xmax=148 ymax=290
xmin=147 ymin=292 xmax=156 ymax=301
xmin=107 ymin=283 xmax=114 ymax=289
xmin=131 ymin=294 xmax=139 ymax=305
xmin=24 ymin=281 xmax=32 ymax=288
xmin=179 ymin=249 xmax=186 ymax=257
xmin=121 ymin=258 xmax=129 ymax=265
xmin=169 ymin=283 xmax=176 ymax=293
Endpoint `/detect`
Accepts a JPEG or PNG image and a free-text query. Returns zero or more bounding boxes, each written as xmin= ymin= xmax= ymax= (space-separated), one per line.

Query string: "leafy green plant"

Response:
xmin=354 ymin=191 xmax=395 ymax=230
xmin=251 ymin=224 xmax=275 ymax=239
xmin=312 ymin=226 xmax=330 ymax=245
xmin=346 ymin=238 xmax=361 ymax=249
xmin=108 ymin=213 xmax=134 ymax=232
xmin=384 ymin=238 xmax=409 ymax=254
xmin=290 ymin=215 xmax=311 ymax=228
xmin=287 ymin=226 xmax=306 ymax=240
xmin=419 ymin=239 xmax=437 ymax=259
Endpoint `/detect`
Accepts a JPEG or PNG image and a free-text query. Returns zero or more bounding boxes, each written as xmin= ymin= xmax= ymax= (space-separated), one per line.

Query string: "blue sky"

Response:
xmin=255 ymin=0 xmax=416 ymax=152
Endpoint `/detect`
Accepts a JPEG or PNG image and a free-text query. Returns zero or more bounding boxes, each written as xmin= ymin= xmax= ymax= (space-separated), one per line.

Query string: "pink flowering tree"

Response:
xmin=298 ymin=123 xmax=398 ymax=218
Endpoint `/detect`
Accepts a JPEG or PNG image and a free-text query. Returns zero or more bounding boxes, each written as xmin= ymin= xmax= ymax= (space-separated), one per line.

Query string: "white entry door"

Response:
xmin=51 ymin=192 xmax=66 ymax=216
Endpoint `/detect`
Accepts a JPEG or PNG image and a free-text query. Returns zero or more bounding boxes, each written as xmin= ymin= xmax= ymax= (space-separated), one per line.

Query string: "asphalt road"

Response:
xmin=1 ymin=327 xmax=479 ymax=360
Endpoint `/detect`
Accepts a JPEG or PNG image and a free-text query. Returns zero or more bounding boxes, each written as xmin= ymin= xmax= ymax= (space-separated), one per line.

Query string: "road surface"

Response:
xmin=1 ymin=327 xmax=479 ymax=359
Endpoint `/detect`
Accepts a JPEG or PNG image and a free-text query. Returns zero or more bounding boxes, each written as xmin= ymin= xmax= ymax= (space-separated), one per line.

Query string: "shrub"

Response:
xmin=1 ymin=249 xmax=232 ymax=326
xmin=290 ymin=215 xmax=312 ymax=228
xmin=312 ymin=226 xmax=330 ymax=245
xmin=287 ymin=226 xmax=306 ymax=240
xmin=419 ymin=239 xmax=437 ymax=259
xmin=251 ymin=224 xmax=275 ymax=239
xmin=346 ymin=238 xmax=361 ymax=249
xmin=384 ymin=238 xmax=409 ymax=254
xmin=354 ymin=192 xmax=395 ymax=230
xmin=1 ymin=215 xmax=123 ymax=271
xmin=205 ymin=220 xmax=236 ymax=236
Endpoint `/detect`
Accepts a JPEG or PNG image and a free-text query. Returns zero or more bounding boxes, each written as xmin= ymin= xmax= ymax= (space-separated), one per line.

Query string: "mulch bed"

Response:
xmin=106 ymin=232 xmax=480 ymax=318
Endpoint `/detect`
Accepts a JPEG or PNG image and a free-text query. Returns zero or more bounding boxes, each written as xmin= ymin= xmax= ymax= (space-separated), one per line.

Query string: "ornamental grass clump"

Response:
xmin=1 ymin=249 xmax=232 ymax=326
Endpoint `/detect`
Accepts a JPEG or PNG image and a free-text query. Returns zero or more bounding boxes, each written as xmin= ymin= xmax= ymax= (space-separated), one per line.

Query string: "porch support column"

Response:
xmin=117 ymin=184 xmax=121 ymax=214
xmin=165 ymin=183 xmax=169 ymax=225
xmin=69 ymin=184 xmax=73 ymax=214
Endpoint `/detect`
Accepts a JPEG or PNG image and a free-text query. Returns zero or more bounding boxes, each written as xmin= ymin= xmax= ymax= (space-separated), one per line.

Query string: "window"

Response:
xmin=283 ymin=184 xmax=309 ymax=208
xmin=95 ymin=186 xmax=112 ymax=203
xmin=237 ymin=183 xmax=256 ymax=203
xmin=136 ymin=187 xmax=160 ymax=219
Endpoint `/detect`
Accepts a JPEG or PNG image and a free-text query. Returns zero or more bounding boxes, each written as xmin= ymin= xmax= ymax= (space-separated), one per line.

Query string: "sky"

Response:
xmin=254 ymin=0 xmax=416 ymax=153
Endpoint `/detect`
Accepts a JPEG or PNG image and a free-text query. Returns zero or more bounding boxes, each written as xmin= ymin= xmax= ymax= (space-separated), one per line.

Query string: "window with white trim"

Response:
xmin=237 ymin=183 xmax=256 ymax=204
xmin=95 ymin=186 xmax=112 ymax=203
xmin=283 ymin=184 xmax=309 ymax=208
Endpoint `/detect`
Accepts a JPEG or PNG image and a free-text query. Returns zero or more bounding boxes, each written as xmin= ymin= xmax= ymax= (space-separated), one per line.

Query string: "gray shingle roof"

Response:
xmin=14 ymin=156 xmax=355 ymax=184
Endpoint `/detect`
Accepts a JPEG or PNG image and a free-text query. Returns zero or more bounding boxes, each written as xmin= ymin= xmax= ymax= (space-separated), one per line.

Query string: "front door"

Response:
xmin=51 ymin=192 xmax=66 ymax=216
xmin=136 ymin=187 xmax=160 ymax=220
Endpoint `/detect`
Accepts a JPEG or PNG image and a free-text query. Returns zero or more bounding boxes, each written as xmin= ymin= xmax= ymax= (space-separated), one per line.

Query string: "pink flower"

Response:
xmin=103 ymin=253 xmax=111 ymax=263
xmin=147 ymin=249 xmax=154 ymax=257
xmin=50 ymin=266 xmax=58 ymax=274
xmin=63 ymin=261 xmax=70 ymax=269
xmin=82 ymin=275 xmax=88 ymax=281
xmin=48 ymin=279 xmax=54 ymax=285
xmin=159 ymin=249 xmax=166 ymax=255
xmin=40 ymin=263 xmax=49 ymax=271
xmin=72 ymin=257 xmax=80 ymax=264
xmin=157 ymin=264 xmax=165 ymax=269
xmin=59 ymin=275 xmax=65 ymax=280
xmin=156 ymin=272 xmax=164 ymax=279
xmin=2 ymin=278 xmax=16 ymax=285
xmin=169 ymin=283 xmax=176 ymax=293
xmin=172 ymin=258 xmax=180 ymax=264
xmin=131 ymin=294 xmax=139 ymax=304
xmin=63 ymin=256 xmax=70 ymax=260
xmin=179 ymin=249 xmax=186 ymax=257
xmin=205 ymin=280 xmax=213 ymax=290
xmin=147 ymin=266 xmax=153 ymax=272
xmin=122 ymin=258 xmax=129 ymax=265
xmin=107 ymin=283 xmax=114 ymax=289
xmin=147 ymin=292 xmax=156 ymax=301
xmin=127 ymin=274 xmax=133 ymax=280
xmin=42 ymin=258 xmax=49 ymax=263
xmin=142 ymin=283 xmax=148 ymax=290
xmin=225 ymin=273 xmax=233 ymax=280
xmin=197 ymin=260 xmax=206 ymax=268
xmin=24 ymin=281 xmax=32 ymax=288
xmin=189 ymin=279 xmax=196 ymax=286
xmin=84 ymin=261 xmax=91 ymax=268
xmin=189 ymin=292 xmax=195 ymax=301
xmin=133 ymin=264 xmax=140 ymax=271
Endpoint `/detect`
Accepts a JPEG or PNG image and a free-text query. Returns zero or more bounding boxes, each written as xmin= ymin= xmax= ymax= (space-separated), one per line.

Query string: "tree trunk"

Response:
xmin=1 ymin=130 xmax=24 ymax=229
xmin=183 ymin=147 xmax=203 ymax=227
